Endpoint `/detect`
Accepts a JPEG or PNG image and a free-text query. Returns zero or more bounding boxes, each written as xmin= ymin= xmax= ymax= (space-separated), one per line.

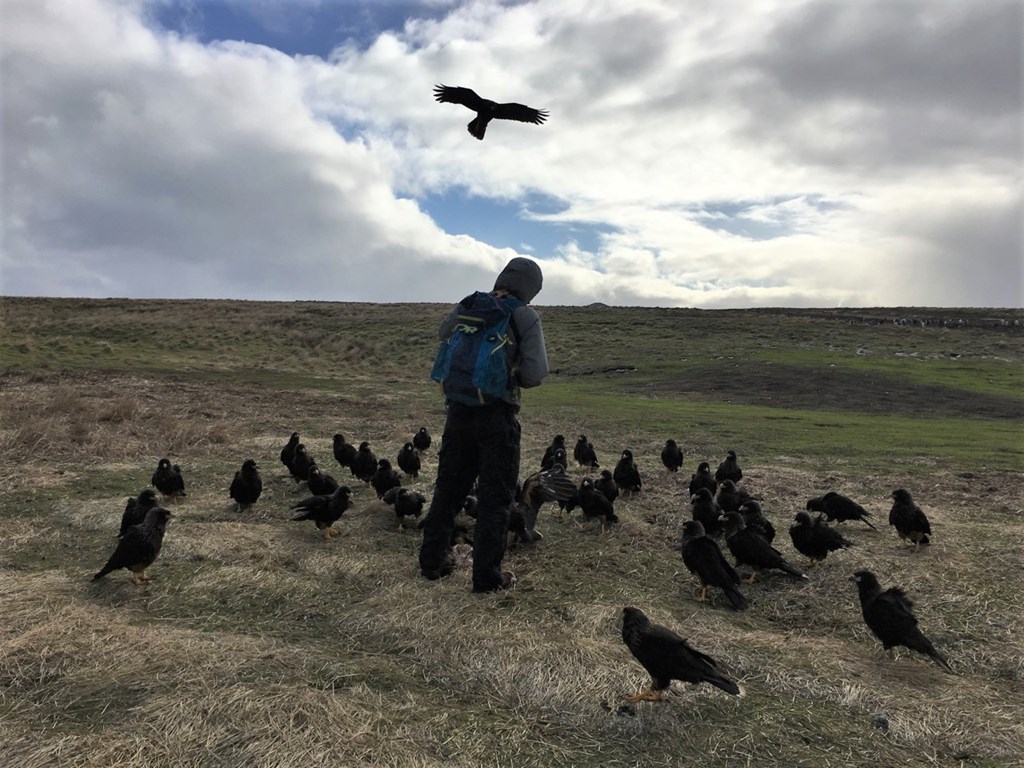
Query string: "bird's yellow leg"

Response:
xmin=624 ymin=688 xmax=665 ymax=703
xmin=695 ymin=585 xmax=707 ymax=603
xmin=323 ymin=528 xmax=332 ymax=540
xmin=742 ymin=570 xmax=759 ymax=585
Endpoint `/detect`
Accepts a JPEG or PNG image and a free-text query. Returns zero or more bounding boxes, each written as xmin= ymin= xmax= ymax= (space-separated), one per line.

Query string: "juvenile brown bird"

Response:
xmin=94 ymin=506 xmax=172 ymax=585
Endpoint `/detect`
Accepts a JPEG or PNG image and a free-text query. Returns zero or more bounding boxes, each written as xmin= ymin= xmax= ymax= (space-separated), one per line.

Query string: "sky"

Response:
xmin=1 ymin=0 xmax=1021 ymax=307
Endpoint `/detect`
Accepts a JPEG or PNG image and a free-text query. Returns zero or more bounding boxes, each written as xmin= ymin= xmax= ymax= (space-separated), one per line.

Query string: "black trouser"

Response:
xmin=419 ymin=400 xmax=521 ymax=592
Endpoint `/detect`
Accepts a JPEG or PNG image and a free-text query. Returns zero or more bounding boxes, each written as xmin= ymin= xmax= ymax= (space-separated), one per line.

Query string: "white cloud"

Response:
xmin=1 ymin=0 xmax=1020 ymax=307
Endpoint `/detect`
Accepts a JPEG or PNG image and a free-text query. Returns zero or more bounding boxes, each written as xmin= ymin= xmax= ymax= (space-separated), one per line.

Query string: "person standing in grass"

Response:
xmin=419 ymin=257 xmax=549 ymax=593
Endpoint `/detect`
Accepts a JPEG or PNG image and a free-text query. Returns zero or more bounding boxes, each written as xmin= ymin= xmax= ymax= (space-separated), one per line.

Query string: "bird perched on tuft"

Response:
xmin=789 ymin=511 xmax=852 ymax=565
xmin=720 ymin=511 xmax=807 ymax=583
xmin=593 ymin=469 xmax=619 ymax=504
xmin=715 ymin=479 xmax=751 ymax=513
xmin=806 ymin=491 xmax=877 ymax=530
xmin=573 ymin=435 xmax=599 ymax=470
xmin=382 ymin=486 xmax=428 ymax=530
xmin=332 ymin=433 xmax=358 ymax=472
xmin=119 ymin=489 xmax=159 ymax=537
xmin=621 ymin=607 xmax=740 ymax=702
xmin=307 ymin=465 xmax=339 ymax=496
xmin=613 ymin=449 xmax=642 ymax=495
xmin=397 ymin=442 xmax=421 ymax=478
xmin=689 ymin=488 xmax=723 ymax=538
xmin=433 ymin=84 xmax=548 ymax=141
xmin=715 ymin=450 xmax=743 ymax=484
xmin=351 ymin=442 xmax=378 ymax=483
xmin=850 ymin=570 xmax=951 ymax=670
xmin=541 ymin=435 xmax=567 ymax=471
xmin=738 ymin=500 xmax=775 ymax=544
xmin=509 ymin=464 xmax=578 ymax=544
xmin=151 ymin=458 xmax=186 ymax=502
xmin=371 ymin=458 xmax=402 ymax=499
xmin=291 ymin=485 xmax=353 ymax=539
xmin=229 ymin=459 xmax=263 ymax=512
xmin=576 ymin=476 xmax=619 ymax=533
xmin=661 ymin=439 xmax=683 ymax=472
xmin=413 ymin=427 xmax=432 ymax=452
xmin=280 ymin=432 xmax=300 ymax=472
xmin=288 ymin=445 xmax=316 ymax=485
xmin=681 ymin=521 xmax=747 ymax=611
xmin=888 ymin=489 xmax=932 ymax=551
xmin=688 ymin=461 xmax=717 ymax=498
xmin=94 ymin=506 xmax=172 ymax=585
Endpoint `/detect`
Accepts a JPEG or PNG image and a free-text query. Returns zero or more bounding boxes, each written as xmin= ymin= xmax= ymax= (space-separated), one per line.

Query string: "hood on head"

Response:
xmin=494 ymin=257 xmax=543 ymax=303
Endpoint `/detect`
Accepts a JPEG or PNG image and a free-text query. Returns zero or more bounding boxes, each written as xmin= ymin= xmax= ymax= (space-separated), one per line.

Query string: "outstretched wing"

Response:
xmin=433 ymin=84 xmax=485 ymax=111
xmin=494 ymin=102 xmax=548 ymax=125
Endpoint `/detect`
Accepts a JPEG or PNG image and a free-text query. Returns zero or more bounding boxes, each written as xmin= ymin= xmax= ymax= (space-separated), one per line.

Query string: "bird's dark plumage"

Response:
xmin=688 ymin=461 xmax=717 ymax=498
xmin=789 ymin=511 xmax=852 ymax=564
xmin=681 ymin=521 xmax=747 ymax=610
xmin=888 ymin=489 xmax=932 ymax=550
xmin=715 ymin=450 xmax=742 ymax=484
xmin=806 ymin=491 xmax=876 ymax=530
xmin=715 ymin=479 xmax=751 ymax=513
xmin=332 ymin=433 xmax=358 ymax=471
xmin=576 ymin=476 xmax=619 ymax=533
xmin=351 ymin=442 xmax=378 ymax=483
xmin=288 ymin=444 xmax=315 ymax=485
xmin=689 ymin=487 xmax=723 ymax=538
xmin=434 ymin=84 xmax=548 ymax=140
xmin=573 ymin=435 xmax=599 ymax=469
xmin=307 ymin=465 xmax=339 ymax=496
xmin=850 ymin=570 xmax=951 ymax=670
xmin=541 ymin=435 xmax=567 ymax=472
xmin=94 ymin=506 xmax=172 ymax=584
xmin=120 ymin=489 xmax=159 ymax=537
xmin=510 ymin=464 xmax=578 ymax=543
xmin=229 ymin=459 xmax=263 ymax=511
xmin=151 ymin=458 xmax=186 ymax=501
xmin=397 ymin=442 xmax=421 ymax=478
xmin=413 ymin=427 xmax=432 ymax=452
xmin=291 ymin=485 xmax=353 ymax=539
xmin=280 ymin=432 xmax=300 ymax=471
xmin=661 ymin=439 xmax=683 ymax=472
xmin=738 ymin=500 xmax=775 ymax=544
xmin=593 ymin=469 xmax=619 ymax=504
xmin=613 ymin=449 xmax=642 ymax=494
xmin=371 ymin=458 xmax=401 ymax=499
xmin=621 ymin=607 xmax=740 ymax=702
xmin=721 ymin=511 xmax=807 ymax=583
xmin=382 ymin=486 xmax=427 ymax=529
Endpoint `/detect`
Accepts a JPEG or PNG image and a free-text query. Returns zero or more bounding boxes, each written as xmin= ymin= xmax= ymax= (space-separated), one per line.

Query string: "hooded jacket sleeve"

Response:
xmin=512 ymin=305 xmax=548 ymax=388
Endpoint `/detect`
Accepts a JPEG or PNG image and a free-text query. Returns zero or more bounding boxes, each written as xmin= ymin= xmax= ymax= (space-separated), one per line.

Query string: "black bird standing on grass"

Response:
xmin=613 ymin=449 xmax=642 ymax=495
xmin=738 ymin=500 xmax=775 ymax=544
xmin=434 ymin=84 xmax=548 ymax=141
xmin=689 ymin=488 xmax=723 ymax=538
xmin=688 ymin=461 xmax=717 ymax=498
xmin=720 ymin=511 xmax=807 ymax=584
xmin=593 ymin=469 xmax=619 ymax=505
xmin=621 ymin=607 xmax=740 ymax=702
xmin=119 ymin=489 xmax=159 ymax=537
xmin=371 ymin=458 xmax=402 ymax=499
xmin=806 ymin=491 xmax=877 ymax=530
xmin=94 ymin=507 xmax=173 ymax=585
xmin=382 ymin=486 xmax=428 ymax=531
xmin=681 ymin=521 xmax=747 ymax=611
xmin=397 ymin=442 xmax=421 ymax=478
xmin=576 ymin=476 xmax=619 ymax=533
xmin=715 ymin=479 xmax=751 ymax=513
xmin=151 ymin=458 xmax=186 ymax=502
xmin=413 ymin=427 xmax=432 ymax=452
xmin=332 ymin=433 xmax=358 ymax=473
xmin=306 ymin=465 xmax=339 ymax=496
xmin=661 ymin=439 xmax=683 ymax=472
xmin=889 ymin=489 xmax=932 ymax=551
xmin=280 ymin=432 xmax=300 ymax=472
xmin=715 ymin=450 xmax=743 ymax=484
xmin=789 ymin=511 xmax=852 ymax=566
xmin=229 ymin=459 xmax=263 ymax=512
xmin=351 ymin=442 xmax=378 ymax=483
xmin=541 ymin=435 xmax=567 ymax=471
xmin=288 ymin=444 xmax=316 ymax=485
xmin=291 ymin=485 xmax=353 ymax=539
xmin=850 ymin=570 xmax=951 ymax=671
xmin=573 ymin=435 xmax=599 ymax=470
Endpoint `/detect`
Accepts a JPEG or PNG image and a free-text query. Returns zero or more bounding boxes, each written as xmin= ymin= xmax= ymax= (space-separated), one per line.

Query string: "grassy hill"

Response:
xmin=1 ymin=297 xmax=1022 ymax=767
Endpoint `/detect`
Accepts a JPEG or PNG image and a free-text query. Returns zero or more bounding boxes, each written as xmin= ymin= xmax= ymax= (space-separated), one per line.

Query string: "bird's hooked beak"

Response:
xmin=848 ymin=574 xmax=859 ymax=583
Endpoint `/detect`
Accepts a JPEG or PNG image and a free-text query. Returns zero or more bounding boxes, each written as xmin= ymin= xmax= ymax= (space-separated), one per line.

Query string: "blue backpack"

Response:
xmin=431 ymin=291 xmax=524 ymax=405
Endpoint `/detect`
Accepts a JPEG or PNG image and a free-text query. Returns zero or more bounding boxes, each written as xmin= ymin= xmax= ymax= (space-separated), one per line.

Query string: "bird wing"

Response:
xmin=492 ymin=102 xmax=548 ymax=125
xmin=433 ymin=84 xmax=486 ymax=111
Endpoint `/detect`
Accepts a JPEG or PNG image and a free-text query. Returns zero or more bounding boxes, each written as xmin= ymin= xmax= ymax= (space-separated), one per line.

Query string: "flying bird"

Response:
xmin=661 ymin=439 xmax=683 ymax=472
xmin=229 ymin=459 xmax=263 ymax=512
xmin=681 ymin=520 xmax=747 ymax=611
xmin=806 ymin=491 xmax=877 ymax=530
xmin=433 ymin=84 xmax=548 ymax=140
xmin=888 ymin=489 xmax=932 ymax=551
xmin=850 ymin=570 xmax=951 ymax=670
xmin=94 ymin=506 xmax=172 ymax=585
xmin=621 ymin=607 xmax=740 ymax=702
xmin=151 ymin=458 xmax=186 ymax=502
xmin=291 ymin=485 xmax=353 ymax=539
xmin=715 ymin=450 xmax=743 ymax=484
xmin=119 ymin=489 xmax=159 ymax=537
xmin=789 ymin=511 xmax=852 ymax=565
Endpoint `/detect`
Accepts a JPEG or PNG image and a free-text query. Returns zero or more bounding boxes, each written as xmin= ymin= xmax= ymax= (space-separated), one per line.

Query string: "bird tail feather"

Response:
xmin=725 ymin=586 xmax=748 ymax=611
